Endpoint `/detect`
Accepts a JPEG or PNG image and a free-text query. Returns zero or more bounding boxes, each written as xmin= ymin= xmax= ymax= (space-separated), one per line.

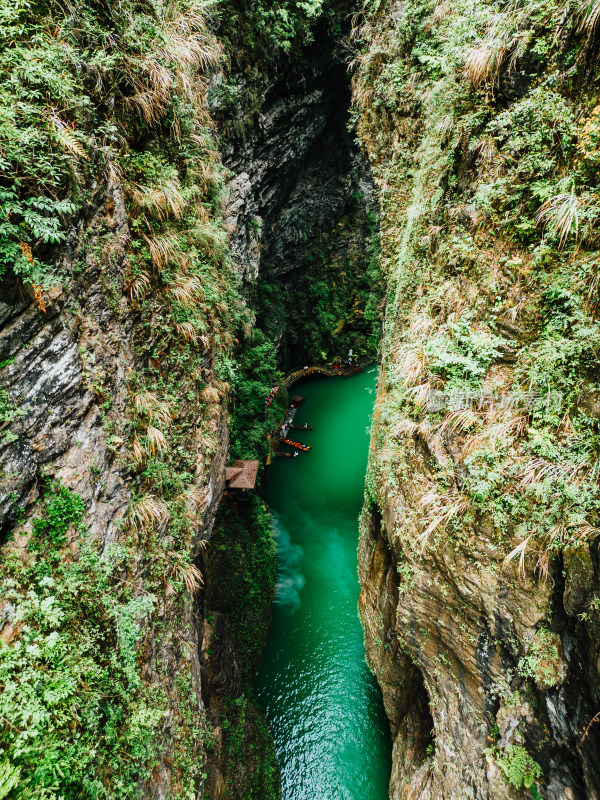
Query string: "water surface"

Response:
xmin=255 ymin=367 xmax=391 ymax=800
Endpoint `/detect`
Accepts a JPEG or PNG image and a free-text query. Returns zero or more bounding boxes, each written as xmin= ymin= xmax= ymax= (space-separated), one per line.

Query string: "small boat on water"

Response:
xmin=282 ymin=439 xmax=311 ymax=452
xmin=291 ymin=423 xmax=313 ymax=431
xmin=275 ymin=451 xmax=299 ymax=458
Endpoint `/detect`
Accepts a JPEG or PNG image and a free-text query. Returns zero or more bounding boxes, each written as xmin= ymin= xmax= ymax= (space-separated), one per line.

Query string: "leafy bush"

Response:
xmin=29 ymin=481 xmax=86 ymax=550
xmin=229 ymin=331 xmax=284 ymax=463
xmin=0 ymin=484 xmax=163 ymax=798
xmin=216 ymin=0 xmax=340 ymax=56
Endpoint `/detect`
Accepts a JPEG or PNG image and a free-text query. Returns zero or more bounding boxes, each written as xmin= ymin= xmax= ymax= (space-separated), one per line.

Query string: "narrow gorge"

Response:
xmin=1 ymin=1 xmax=600 ymax=800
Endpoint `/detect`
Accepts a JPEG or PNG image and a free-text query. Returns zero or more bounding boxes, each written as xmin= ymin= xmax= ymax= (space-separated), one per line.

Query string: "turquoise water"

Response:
xmin=255 ymin=367 xmax=392 ymax=800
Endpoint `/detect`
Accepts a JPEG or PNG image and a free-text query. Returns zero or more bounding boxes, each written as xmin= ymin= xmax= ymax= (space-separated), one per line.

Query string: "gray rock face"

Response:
xmin=0 ymin=173 xmax=134 ymax=543
xmin=219 ymin=40 xmax=371 ymax=284
xmin=359 ymin=483 xmax=600 ymax=800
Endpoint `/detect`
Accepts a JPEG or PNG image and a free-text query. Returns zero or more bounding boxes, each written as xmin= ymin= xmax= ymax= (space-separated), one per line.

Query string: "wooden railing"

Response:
xmin=281 ymin=365 xmax=342 ymax=390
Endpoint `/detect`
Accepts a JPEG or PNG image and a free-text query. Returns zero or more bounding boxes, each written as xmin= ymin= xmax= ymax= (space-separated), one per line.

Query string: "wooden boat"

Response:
xmin=291 ymin=423 xmax=313 ymax=431
xmin=283 ymin=439 xmax=311 ymax=452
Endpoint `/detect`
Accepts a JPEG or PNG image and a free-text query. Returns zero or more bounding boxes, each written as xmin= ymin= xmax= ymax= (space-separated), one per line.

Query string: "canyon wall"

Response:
xmin=216 ymin=25 xmax=380 ymax=369
xmin=354 ymin=2 xmax=600 ymax=798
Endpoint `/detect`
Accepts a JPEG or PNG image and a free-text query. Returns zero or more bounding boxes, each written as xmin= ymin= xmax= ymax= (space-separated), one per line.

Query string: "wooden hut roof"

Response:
xmin=225 ymin=460 xmax=258 ymax=490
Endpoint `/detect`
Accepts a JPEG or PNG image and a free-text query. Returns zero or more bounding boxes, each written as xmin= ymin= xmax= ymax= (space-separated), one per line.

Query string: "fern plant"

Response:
xmin=495 ymin=744 xmax=543 ymax=791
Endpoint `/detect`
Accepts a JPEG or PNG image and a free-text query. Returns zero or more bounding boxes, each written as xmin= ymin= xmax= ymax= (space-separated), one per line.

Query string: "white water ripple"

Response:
xmin=272 ymin=513 xmax=305 ymax=612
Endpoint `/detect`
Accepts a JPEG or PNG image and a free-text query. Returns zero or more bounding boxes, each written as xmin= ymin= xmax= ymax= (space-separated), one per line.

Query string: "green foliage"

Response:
xmin=0 ymin=0 xmax=90 ymax=285
xmin=0 ymin=387 xmax=23 ymax=429
xmin=0 ymin=0 xmax=225 ymax=287
xmin=229 ymin=330 xmax=284 ymax=463
xmin=517 ymin=627 xmax=562 ymax=687
xmin=255 ymin=202 xmax=383 ymax=369
xmin=29 ymin=481 xmax=86 ymax=550
xmin=425 ymin=317 xmax=504 ymax=388
xmin=208 ymin=497 xmax=277 ymax=676
xmin=0 ymin=483 xmax=163 ymax=799
xmin=205 ymin=498 xmax=279 ymax=799
xmin=495 ymin=744 xmax=543 ymax=791
xmin=0 ymin=760 xmax=21 ymax=800
xmin=216 ymin=0 xmax=341 ymax=57
xmin=353 ymin=0 xmax=600 ymax=566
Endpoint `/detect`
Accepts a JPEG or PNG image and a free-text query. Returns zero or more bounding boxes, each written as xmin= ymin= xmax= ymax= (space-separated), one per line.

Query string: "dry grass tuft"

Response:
xmin=126 ymin=272 xmax=151 ymax=303
xmin=406 ymin=382 xmax=436 ymax=411
xmin=439 ymin=408 xmax=480 ymax=436
xmin=170 ymin=275 xmax=204 ymax=307
xmin=503 ymin=534 xmax=535 ymax=577
xmin=143 ymin=232 xmax=187 ymax=271
xmin=125 ymin=1 xmax=220 ymax=126
xmin=166 ymin=551 xmax=204 ymax=592
xmin=500 ymin=294 xmax=528 ymax=322
xmin=201 ymin=385 xmax=220 ymax=404
xmin=461 ymin=414 xmax=528 ymax=458
xmin=465 ymin=44 xmax=507 ymax=88
xmin=128 ymin=179 xmax=186 ymax=220
xmin=400 ymin=349 xmax=427 ymax=386
xmin=393 ymin=418 xmax=432 ymax=439
xmin=578 ymin=0 xmax=600 ymax=31
xmin=132 ymin=391 xmax=172 ymax=426
xmin=518 ymin=458 xmax=588 ymax=487
xmin=535 ymin=191 xmax=581 ymax=248
xmin=432 ymin=1 xmax=452 ymax=25
xmin=505 ymin=520 xmax=600 ymax=580
xmin=175 ymin=321 xmax=198 ymax=343
xmin=128 ymin=494 xmax=169 ymax=531
xmin=416 ymin=488 xmax=471 ymax=551
xmin=131 ymin=435 xmax=146 ymax=465
xmin=146 ymin=425 xmax=169 ymax=456
xmin=583 ymin=266 xmax=600 ymax=309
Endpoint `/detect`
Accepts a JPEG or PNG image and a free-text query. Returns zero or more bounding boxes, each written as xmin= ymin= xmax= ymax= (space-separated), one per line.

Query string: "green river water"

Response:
xmin=255 ymin=367 xmax=392 ymax=800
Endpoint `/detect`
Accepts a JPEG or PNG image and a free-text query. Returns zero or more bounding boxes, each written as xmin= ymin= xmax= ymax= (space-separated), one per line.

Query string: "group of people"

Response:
xmin=331 ymin=357 xmax=352 ymax=371
xmin=265 ymin=386 xmax=279 ymax=408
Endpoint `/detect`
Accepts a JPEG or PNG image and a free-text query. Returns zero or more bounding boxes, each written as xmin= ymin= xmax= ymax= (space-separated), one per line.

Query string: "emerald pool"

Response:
xmin=255 ymin=367 xmax=392 ymax=800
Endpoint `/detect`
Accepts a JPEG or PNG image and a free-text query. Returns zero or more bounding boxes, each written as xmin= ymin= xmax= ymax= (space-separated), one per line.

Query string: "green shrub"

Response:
xmin=1 ymin=484 xmax=163 ymax=799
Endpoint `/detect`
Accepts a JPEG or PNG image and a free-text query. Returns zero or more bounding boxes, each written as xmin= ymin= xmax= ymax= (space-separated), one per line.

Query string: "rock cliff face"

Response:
xmin=0 ymin=157 xmax=231 ymax=798
xmin=353 ymin=1 xmax=600 ymax=798
xmin=216 ymin=28 xmax=380 ymax=368
xmin=220 ymin=36 xmax=364 ymax=282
